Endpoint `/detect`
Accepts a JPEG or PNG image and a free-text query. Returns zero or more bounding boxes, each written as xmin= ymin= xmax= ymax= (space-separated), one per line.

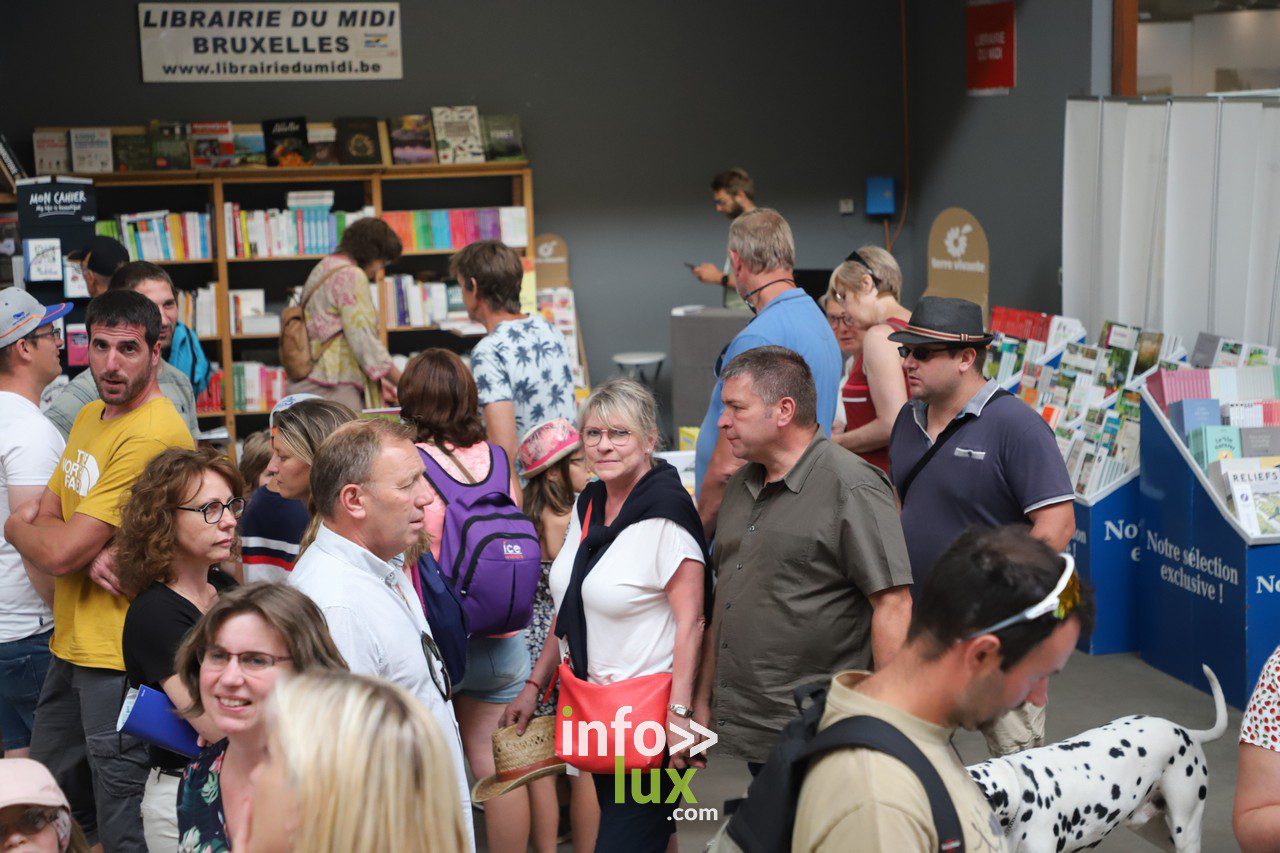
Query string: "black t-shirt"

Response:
xmin=122 ymin=569 xmax=237 ymax=770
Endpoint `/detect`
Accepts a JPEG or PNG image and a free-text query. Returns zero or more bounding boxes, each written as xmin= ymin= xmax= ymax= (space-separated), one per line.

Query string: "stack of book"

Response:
xmin=222 ymin=203 xmax=375 ymax=259
xmin=231 ymin=362 xmax=287 ymax=412
xmin=95 ymin=211 xmax=213 ymax=261
xmin=196 ymin=366 xmax=224 ymax=414
xmin=380 ymin=207 xmax=530 ymax=251
xmin=1149 ymin=350 xmax=1280 ymax=535
xmin=227 ymin=289 xmax=280 ymax=336
xmin=177 ymin=283 xmax=219 ymax=338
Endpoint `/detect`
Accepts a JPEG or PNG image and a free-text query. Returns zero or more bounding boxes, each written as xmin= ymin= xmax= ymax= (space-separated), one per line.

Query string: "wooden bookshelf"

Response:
xmin=55 ymin=132 xmax=534 ymax=458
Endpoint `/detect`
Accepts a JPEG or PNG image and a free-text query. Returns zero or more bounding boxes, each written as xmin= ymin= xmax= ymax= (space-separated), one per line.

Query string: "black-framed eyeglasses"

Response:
xmin=0 ymin=807 xmax=60 ymax=839
xmin=897 ymin=344 xmax=963 ymax=362
xmin=198 ymin=646 xmax=292 ymax=673
xmin=26 ymin=327 xmax=64 ymax=346
xmin=421 ymin=632 xmax=453 ymax=701
xmin=826 ymin=313 xmax=856 ymax=329
xmin=177 ymin=497 xmax=246 ymax=524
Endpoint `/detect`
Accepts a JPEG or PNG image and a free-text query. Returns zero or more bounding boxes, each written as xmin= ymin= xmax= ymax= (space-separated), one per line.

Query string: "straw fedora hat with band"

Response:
xmin=471 ymin=716 xmax=566 ymax=802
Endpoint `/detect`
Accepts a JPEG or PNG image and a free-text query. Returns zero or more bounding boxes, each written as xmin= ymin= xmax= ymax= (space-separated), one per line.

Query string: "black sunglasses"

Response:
xmin=844 ymin=250 xmax=881 ymax=285
xmin=897 ymin=344 xmax=964 ymax=361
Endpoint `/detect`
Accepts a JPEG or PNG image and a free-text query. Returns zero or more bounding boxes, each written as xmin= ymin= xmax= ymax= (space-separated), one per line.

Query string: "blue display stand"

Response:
xmin=1069 ymin=472 xmax=1141 ymax=654
xmin=1137 ymin=390 xmax=1280 ymax=709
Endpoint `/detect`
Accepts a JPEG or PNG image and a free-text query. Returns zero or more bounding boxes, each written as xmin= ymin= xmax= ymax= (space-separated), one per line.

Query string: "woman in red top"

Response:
xmin=828 ymin=246 xmax=911 ymax=472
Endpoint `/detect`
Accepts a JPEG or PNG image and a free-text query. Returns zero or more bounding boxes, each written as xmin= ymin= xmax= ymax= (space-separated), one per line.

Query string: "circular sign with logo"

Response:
xmin=925 ymin=207 xmax=990 ymax=317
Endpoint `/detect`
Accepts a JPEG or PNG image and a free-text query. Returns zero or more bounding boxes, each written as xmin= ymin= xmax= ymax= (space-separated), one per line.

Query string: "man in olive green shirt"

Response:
xmin=789 ymin=527 xmax=1094 ymax=852
xmin=693 ymin=346 xmax=914 ymax=766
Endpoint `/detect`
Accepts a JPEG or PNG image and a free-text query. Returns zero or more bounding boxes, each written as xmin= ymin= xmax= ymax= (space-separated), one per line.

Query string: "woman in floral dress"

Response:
xmin=171 ymin=584 xmax=347 ymax=851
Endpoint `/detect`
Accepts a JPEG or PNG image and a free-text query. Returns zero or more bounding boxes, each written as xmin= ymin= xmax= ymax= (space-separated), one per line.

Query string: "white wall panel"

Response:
xmin=1209 ymin=101 xmax=1263 ymax=339
xmin=1244 ymin=106 xmax=1280 ymax=347
xmin=1115 ymin=103 xmax=1169 ymax=328
xmin=1161 ymin=101 xmax=1218 ymax=345
xmin=1063 ymin=99 xmax=1103 ymax=334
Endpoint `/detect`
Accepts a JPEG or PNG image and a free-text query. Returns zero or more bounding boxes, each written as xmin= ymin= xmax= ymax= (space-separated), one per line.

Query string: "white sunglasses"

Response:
xmin=963 ymin=554 xmax=1080 ymax=640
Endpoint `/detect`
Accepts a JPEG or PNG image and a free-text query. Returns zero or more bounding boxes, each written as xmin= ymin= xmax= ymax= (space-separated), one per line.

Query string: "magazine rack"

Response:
xmin=1069 ymin=470 xmax=1142 ymax=654
xmin=1137 ymin=390 xmax=1280 ymax=708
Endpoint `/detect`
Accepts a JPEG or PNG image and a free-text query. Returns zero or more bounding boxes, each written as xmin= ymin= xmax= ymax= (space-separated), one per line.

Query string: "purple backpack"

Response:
xmin=417 ymin=443 xmax=541 ymax=637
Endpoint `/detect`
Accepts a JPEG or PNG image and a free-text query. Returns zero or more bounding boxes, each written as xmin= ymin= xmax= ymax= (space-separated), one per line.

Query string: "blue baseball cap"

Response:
xmin=0 ymin=289 xmax=72 ymax=349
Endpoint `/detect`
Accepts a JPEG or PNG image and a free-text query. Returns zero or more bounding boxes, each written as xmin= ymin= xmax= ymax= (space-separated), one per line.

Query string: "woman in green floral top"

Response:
xmin=171 ymin=584 xmax=347 ymax=851
xmin=287 ymin=217 xmax=404 ymax=412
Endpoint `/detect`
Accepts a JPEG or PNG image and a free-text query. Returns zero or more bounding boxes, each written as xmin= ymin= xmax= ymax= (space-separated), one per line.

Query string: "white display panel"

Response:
xmin=1209 ymin=100 xmax=1263 ymax=339
xmin=1244 ymin=106 xmax=1280 ymax=347
xmin=1096 ymin=101 xmax=1129 ymax=329
xmin=1116 ymin=103 xmax=1169 ymax=329
xmin=1161 ymin=101 xmax=1218 ymax=346
xmin=1062 ymin=99 xmax=1102 ymax=335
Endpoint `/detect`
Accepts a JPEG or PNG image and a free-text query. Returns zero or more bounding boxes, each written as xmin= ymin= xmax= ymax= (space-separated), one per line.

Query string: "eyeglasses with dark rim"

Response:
xmin=962 ymin=554 xmax=1081 ymax=640
xmin=197 ymin=646 xmax=293 ymax=673
xmin=583 ymin=427 xmax=634 ymax=447
xmin=26 ymin=327 xmax=64 ymax=346
xmin=826 ymin=313 xmax=856 ymax=330
xmin=0 ymin=807 xmax=60 ymax=839
xmin=421 ymin=632 xmax=452 ymax=701
xmin=177 ymin=497 xmax=246 ymax=524
xmin=897 ymin=344 xmax=964 ymax=362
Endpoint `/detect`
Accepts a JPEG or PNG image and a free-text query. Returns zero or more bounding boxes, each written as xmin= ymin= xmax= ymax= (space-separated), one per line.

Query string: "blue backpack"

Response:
xmin=417 ymin=443 xmax=541 ymax=636
xmin=414 ymin=550 xmax=469 ymax=685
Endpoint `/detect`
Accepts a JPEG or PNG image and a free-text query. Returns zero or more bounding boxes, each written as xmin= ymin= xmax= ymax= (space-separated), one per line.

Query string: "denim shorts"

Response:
xmin=0 ymin=629 xmax=53 ymax=751
xmin=455 ymin=632 xmax=531 ymax=704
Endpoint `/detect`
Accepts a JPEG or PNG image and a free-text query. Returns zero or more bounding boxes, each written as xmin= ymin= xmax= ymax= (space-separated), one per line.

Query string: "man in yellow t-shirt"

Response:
xmin=5 ymin=290 xmax=194 ymax=851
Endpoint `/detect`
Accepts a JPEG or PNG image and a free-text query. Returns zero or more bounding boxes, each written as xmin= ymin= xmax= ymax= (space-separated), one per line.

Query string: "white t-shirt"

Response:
xmin=0 ymin=391 xmax=64 ymax=642
xmin=549 ymin=508 xmax=704 ymax=684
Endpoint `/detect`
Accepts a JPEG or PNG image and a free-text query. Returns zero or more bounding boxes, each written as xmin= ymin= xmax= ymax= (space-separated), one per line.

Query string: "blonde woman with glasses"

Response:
xmin=232 ymin=671 xmax=468 ymax=852
xmin=171 ymin=583 xmax=347 ymax=852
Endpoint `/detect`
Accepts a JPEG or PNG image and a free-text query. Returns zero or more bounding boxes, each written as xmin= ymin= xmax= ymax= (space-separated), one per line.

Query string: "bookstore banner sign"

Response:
xmin=138 ymin=2 xmax=403 ymax=83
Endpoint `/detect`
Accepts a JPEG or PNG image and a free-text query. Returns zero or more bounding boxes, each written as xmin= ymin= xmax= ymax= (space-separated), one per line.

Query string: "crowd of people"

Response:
xmin=0 ymin=169 xmax=1272 ymax=853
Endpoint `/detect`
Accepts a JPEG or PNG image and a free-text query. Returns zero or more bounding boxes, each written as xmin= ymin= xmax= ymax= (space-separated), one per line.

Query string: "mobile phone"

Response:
xmin=683 ymin=262 xmax=697 ymax=270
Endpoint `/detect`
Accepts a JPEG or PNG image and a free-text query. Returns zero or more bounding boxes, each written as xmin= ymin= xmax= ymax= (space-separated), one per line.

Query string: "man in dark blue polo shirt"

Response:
xmin=887 ymin=296 xmax=1075 ymax=755
xmin=694 ymin=208 xmax=841 ymax=537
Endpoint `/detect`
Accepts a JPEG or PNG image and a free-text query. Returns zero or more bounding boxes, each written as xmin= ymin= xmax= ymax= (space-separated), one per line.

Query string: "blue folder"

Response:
xmin=116 ymin=685 xmax=201 ymax=759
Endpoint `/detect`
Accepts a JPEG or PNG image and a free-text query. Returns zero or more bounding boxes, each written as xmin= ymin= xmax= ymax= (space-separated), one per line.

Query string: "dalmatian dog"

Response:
xmin=967 ymin=664 xmax=1226 ymax=853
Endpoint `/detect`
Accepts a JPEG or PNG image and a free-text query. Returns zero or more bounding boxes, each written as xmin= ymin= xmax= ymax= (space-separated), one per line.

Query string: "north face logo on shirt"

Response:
xmin=502 ymin=542 xmax=525 ymax=559
xmin=62 ymin=450 xmax=100 ymax=497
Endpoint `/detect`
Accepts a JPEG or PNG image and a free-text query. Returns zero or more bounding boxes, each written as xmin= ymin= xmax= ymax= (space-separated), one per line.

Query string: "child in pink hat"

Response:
xmin=0 ymin=759 xmax=88 ymax=851
xmin=515 ymin=418 xmax=595 ymax=848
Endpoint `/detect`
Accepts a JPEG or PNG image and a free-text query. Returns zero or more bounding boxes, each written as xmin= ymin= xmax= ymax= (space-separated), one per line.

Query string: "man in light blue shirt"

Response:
xmin=694 ymin=208 xmax=841 ymax=536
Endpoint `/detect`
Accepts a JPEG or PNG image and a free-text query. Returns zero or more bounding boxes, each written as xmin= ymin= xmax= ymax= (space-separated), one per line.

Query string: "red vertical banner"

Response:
xmin=966 ymin=0 xmax=1016 ymax=95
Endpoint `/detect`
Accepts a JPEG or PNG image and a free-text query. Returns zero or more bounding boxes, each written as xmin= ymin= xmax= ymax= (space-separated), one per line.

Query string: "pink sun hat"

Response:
xmin=518 ymin=418 xmax=581 ymax=477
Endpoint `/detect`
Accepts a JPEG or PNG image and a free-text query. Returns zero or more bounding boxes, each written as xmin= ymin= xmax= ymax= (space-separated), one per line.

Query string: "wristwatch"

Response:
xmin=719 ymin=273 xmax=730 ymax=287
xmin=668 ymin=703 xmax=693 ymax=718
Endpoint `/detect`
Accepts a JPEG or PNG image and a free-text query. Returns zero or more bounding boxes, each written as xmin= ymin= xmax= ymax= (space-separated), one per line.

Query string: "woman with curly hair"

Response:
xmin=119 ymin=447 xmax=244 ymax=851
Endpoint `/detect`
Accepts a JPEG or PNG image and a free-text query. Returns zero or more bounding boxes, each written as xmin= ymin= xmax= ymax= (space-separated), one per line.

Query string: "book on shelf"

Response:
xmin=1250 ymin=477 xmax=1280 ymax=536
xmin=149 ymin=121 xmax=192 ymax=170
xmin=22 ymin=238 xmax=62 ymax=282
xmin=262 ymin=117 xmax=311 ymax=167
xmin=190 ymin=121 xmax=236 ymax=168
xmin=196 ymin=365 xmax=224 ymax=413
xmin=1189 ymin=425 xmax=1242 ymax=472
xmin=334 ymin=117 xmax=382 ymax=165
xmin=228 ymin=289 xmax=266 ymax=335
xmin=387 ymin=275 xmax=450 ymax=327
xmin=1099 ymin=320 xmax=1141 ymax=351
xmin=222 ymin=203 xmax=374 ymax=258
xmin=96 ymin=211 xmax=212 ymax=262
xmin=432 ymin=106 xmax=485 ymax=164
xmin=989 ymin=306 xmax=1052 ymax=342
xmin=233 ymin=128 xmax=267 ymax=167
xmin=66 ymin=324 xmax=88 ymax=367
xmin=308 ymin=125 xmax=339 ymax=166
xmin=177 ymin=283 xmax=219 ymax=338
xmin=1213 ymin=338 xmax=1245 ymax=368
xmin=32 ymin=131 xmax=68 ymax=175
xmin=481 ymin=114 xmax=524 ymax=161
xmin=285 ymin=190 xmax=334 ymax=209
xmin=1133 ymin=330 xmax=1165 ymax=378
xmin=380 ymin=207 xmax=528 ymax=252
xmin=1191 ymin=332 xmax=1221 ymax=369
xmin=69 ymin=128 xmax=112 ymax=173
xmin=1167 ymin=398 xmax=1220 ymax=440
xmin=1245 ymin=344 xmax=1278 ymax=366
xmin=231 ymin=362 xmax=287 ymax=412
xmin=63 ymin=259 xmax=89 ymax=298
xmin=112 ymin=134 xmax=153 ymax=172
xmin=389 ymin=115 xmax=436 ymax=164
xmin=0 ymin=134 xmax=28 ymax=190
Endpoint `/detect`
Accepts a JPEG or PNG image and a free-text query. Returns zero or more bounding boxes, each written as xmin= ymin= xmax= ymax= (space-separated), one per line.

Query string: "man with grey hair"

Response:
xmin=287 ymin=419 xmax=473 ymax=849
xmin=694 ymin=208 xmax=842 ymax=537
xmin=693 ymin=346 xmax=914 ymax=774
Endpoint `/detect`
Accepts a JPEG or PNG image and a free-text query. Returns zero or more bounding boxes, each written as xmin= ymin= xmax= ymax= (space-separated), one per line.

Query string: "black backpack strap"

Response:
xmin=801 ymin=716 xmax=965 ymax=853
xmin=898 ymin=388 xmax=1012 ymax=503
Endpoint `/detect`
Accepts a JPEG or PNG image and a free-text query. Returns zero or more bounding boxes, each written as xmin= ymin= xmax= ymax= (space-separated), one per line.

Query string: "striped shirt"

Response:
xmin=240 ymin=484 xmax=310 ymax=583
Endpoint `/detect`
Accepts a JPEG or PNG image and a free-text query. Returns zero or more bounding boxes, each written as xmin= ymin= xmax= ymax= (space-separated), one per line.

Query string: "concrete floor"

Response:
xmin=474 ymin=651 xmax=1246 ymax=851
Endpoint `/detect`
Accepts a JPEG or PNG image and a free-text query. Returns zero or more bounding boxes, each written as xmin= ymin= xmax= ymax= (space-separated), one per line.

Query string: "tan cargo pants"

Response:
xmin=979 ymin=700 xmax=1046 ymax=756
